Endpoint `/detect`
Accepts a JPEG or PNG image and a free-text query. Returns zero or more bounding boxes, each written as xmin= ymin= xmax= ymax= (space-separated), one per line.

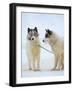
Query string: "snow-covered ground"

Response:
xmin=21 ymin=62 xmax=64 ymax=77
xmin=21 ymin=70 xmax=64 ymax=77
xmin=22 ymin=61 xmax=64 ymax=78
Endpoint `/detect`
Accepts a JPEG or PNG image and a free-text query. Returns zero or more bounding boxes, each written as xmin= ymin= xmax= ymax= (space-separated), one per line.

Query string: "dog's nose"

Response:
xmin=32 ymin=38 xmax=34 ymax=40
xmin=43 ymin=40 xmax=45 ymax=42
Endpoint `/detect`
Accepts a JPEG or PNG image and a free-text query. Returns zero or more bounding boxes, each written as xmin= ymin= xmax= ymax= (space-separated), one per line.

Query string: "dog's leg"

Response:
xmin=36 ymin=56 xmax=40 ymax=71
xmin=56 ymin=61 xmax=62 ymax=70
xmin=27 ymin=53 xmax=32 ymax=70
xmin=32 ymin=61 xmax=35 ymax=71
xmin=32 ymin=58 xmax=36 ymax=71
xmin=56 ymin=53 xmax=64 ymax=70
xmin=56 ymin=55 xmax=62 ymax=70
xmin=61 ymin=54 xmax=64 ymax=70
xmin=61 ymin=60 xmax=64 ymax=70
xmin=61 ymin=63 xmax=64 ymax=70
xmin=28 ymin=59 xmax=32 ymax=70
xmin=51 ymin=56 xmax=58 ymax=71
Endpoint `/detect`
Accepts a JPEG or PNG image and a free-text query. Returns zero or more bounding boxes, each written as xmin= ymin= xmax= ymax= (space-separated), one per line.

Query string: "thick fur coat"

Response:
xmin=43 ymin=29 xmax=64 ymax=70
xmin=26 ymin=27 xmax=40 ymax=71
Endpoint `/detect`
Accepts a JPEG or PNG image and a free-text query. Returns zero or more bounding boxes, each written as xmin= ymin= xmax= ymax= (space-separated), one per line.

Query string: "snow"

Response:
xmin=21 ymin=64 xmax=64 ymax=77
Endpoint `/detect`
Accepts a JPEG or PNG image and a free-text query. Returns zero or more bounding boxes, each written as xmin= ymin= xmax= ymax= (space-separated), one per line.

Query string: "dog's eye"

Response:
xmin=29 ymin=31 xmax=31 ymax=34
xmin=34 ymin=33 xmax=39 ymax=37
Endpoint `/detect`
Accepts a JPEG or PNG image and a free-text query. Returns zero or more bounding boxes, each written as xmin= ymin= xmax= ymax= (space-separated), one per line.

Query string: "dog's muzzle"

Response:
xmin=31 ymin=38 xmax=34 ymax=40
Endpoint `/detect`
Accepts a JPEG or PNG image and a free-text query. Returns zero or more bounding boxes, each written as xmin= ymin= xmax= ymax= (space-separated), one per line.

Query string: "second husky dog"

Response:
xmin=26 ymin=27 xmax=40 ymax=71
xmin=43 ymin=29 xmax=64 ymax=70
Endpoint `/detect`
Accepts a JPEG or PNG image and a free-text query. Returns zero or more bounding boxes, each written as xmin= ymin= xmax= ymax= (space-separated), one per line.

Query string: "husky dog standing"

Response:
xmin=43 ymin=29 xmax=64 ymax=70
xmin=26 ymin=27 xmax=40 ymax=71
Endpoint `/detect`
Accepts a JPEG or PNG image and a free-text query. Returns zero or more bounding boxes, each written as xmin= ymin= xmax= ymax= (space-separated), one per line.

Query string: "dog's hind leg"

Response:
xmin=61 ymin=54 xmax=64 ymax=70
xmin=56 ymin=55 xmax=63 ymax=70
xmin=57 ymin=53 xmax=64 ymax=70
xmin=61 ymin=63 xmax=64 ymax=70
xmin=61 ymin=59 xmax=64 ymax=70
xmin=32 ymin=58 xmax=36 ymax=71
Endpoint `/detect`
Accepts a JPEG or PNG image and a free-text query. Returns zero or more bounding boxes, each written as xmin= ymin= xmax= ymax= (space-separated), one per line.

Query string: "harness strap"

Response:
xmin=37 ymin=44 xmax=54 ymax=54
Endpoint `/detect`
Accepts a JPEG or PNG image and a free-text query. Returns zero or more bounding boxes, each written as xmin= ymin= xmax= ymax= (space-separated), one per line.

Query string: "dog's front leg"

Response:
xmin=36 ymin=56 xmax=40 ymax=71
xmin=28 ymin=59 xmax=32 ymax=70
xmin=27 ymin=56 xmax=32 ymax=70
xmin=56 ymin=56 xmax=62 ymax=70
xmin=51 ymin=56 xmax=58 ymax=71
xmin=32 ymin=59 xmax=36 ymax=71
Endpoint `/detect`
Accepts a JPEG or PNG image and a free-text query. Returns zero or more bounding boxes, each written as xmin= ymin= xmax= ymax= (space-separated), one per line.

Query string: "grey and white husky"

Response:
xmin=26 ymin=27 xmax=40 ymax=71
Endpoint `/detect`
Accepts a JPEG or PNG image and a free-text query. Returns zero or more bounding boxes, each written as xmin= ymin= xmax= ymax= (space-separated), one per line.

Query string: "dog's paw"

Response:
xmin=56 ymin=68 xmax=60 ymax=71
xmin=32 ymin=69 xmax=40 ymax=71
xmin=36 ymin=68 xmax=40 ymax=71
xmin=50 ymin=68 xmax=56 ymax=71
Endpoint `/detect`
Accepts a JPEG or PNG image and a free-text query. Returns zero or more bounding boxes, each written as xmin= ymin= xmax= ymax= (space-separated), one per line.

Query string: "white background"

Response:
xmin=0 ymin=0 xmax=72 ymax=89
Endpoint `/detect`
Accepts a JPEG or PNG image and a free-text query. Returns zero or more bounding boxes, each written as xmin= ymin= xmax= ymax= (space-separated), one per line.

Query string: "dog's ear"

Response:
xmin=34 ymin=27 xmax=38 ymax=32
xmin=28 ymin=27 xmax=30 ymax=33
xmin=46 ymin=29 xmax=52 ymax=35
xmin=45 ymin=29 xmax=48 ymax=32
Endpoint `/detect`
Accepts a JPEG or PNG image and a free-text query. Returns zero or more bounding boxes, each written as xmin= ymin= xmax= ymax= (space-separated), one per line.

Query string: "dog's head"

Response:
xmin=27 ymin=27 xmax=39 ymax=41
xmin=43 ymin=29 xmax=53 ymax=43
